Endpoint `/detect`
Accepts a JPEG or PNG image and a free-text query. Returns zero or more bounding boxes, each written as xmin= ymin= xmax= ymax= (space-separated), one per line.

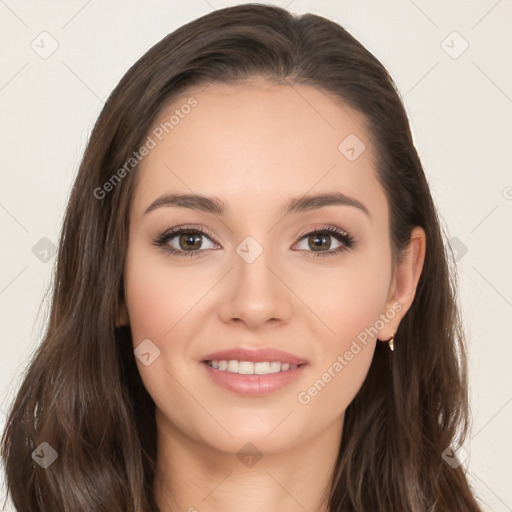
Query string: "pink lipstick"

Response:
xmin=200 ymin=347 xmax=309 ymax=396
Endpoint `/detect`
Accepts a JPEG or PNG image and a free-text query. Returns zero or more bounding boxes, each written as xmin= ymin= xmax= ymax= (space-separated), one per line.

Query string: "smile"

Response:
xmin=205 ymin=360 xmax=302 ymax=375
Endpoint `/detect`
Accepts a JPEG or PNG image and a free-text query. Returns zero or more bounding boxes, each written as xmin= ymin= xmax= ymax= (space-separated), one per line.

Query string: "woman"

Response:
xmin=1 ymin=4 xmax=485 ymax=511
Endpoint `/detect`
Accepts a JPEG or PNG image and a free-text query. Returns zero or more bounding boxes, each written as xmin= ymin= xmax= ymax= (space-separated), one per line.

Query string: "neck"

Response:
xmin=153 ymin=408 xmax=343 ymax=512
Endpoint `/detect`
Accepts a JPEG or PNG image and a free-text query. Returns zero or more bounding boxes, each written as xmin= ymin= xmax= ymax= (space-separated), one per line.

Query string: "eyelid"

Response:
xmin=156 ymin=224 xmax=220 ymax=244
xmin=295 ymin=223 xmax=351 ymax=239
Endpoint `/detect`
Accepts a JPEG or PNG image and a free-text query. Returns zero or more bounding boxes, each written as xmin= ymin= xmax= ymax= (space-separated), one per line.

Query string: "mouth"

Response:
xmin=200 ymin=348 xmax=309 ymax=396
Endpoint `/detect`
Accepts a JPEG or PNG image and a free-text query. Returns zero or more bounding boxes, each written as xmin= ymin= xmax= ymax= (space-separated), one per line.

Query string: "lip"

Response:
xmin=200 ymin=348 xmax=309 ymax=396
xmin=200 ymin=360 xmax=309 ymax=396
xmin=201 ymin=348 xmax=308 ymax=365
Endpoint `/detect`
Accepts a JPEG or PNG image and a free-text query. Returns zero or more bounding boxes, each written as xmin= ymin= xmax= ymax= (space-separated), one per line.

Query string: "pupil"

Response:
xmin=311 ymin=234 xmax=330 ymax=251
xmin=181 ymin=233 xmax=201 ymax=250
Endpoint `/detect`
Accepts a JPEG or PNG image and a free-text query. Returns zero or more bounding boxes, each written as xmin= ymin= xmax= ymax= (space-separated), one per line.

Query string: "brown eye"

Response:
xmin=153 ymin=226 xmax=219 ymax=258
xmin=307 ymin=233 xmax=335 ymax=251
xmin=176 ymin=232 xmax=204 ymax=251
xmin=293 ymin=226 xmax=355 ymax=258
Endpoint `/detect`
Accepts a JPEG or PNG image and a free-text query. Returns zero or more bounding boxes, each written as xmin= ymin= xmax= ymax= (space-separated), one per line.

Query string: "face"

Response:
xmin=122 ymin=80 xmax=402 ymax=455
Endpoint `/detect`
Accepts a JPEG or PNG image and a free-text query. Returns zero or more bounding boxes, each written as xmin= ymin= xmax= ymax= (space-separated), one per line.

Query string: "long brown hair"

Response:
xmin=1 ymin=4 xmax=485 ymax=511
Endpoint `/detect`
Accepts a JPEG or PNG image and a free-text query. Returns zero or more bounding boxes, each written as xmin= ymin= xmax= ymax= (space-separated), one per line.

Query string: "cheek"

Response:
xmin=124 ymin=246 xmax=203 ymax=344
xmin=123 ymin=247 xmax=206 ymax=428
xmin=124 ymin=267 xmax=170 ymax=344
xmin=301 ymin=249 xmax=392 ymax=412
xmin=310 ymin=249 xmax=392 ymax=346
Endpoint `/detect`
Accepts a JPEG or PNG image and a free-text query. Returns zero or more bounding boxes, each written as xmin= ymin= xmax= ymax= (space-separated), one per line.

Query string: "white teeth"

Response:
xmin=227 ymin=360 xmax=239 ymax=373
xmin=269 ymin=361 xmax=281 ymax=373
xmin=254 ymin=362 xmax=270 ymax=374
xmin=238 ymin=361 xmax=254 ymax=374
xmin=207 ymin=359 xmax=300 ymax=375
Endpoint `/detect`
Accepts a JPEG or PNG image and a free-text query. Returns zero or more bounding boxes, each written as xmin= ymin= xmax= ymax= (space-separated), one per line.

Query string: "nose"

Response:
xmin=216 ymin=242 xmax=294 ymax=330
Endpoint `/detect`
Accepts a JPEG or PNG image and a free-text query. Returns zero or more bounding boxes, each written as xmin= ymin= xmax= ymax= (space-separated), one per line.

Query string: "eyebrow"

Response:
xmin=143 ymin=191 xmax=370 ymax=218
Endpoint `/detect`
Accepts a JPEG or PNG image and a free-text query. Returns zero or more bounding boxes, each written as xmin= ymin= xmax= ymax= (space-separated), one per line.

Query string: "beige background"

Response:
xmin=1 ymin=1 xmax=511 ymax=510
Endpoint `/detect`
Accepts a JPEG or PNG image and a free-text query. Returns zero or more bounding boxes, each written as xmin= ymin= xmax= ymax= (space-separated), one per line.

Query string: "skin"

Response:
xmin=117 ymin=79 xmax=426 ymax=512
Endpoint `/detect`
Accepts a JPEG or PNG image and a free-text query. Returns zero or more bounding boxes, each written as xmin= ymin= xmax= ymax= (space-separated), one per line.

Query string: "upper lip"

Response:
xmin=202 ymin=348 xmax=308 ymax=365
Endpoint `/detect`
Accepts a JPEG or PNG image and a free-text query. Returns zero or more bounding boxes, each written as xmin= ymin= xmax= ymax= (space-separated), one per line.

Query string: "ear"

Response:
xmin=116 ymin=297 xmax=130 ymax=327
xmin=377 ymin=226 xmax=426 ymax=341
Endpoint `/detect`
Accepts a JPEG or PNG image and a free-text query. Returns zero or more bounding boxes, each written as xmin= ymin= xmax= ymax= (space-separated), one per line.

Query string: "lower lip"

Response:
xmin=201 ymin=362 xmax=309 ymax=396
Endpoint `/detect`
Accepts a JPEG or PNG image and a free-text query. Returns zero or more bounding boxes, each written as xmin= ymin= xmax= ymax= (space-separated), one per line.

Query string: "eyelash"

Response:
xmin=152 ymin=224 xmax=356 ymax=259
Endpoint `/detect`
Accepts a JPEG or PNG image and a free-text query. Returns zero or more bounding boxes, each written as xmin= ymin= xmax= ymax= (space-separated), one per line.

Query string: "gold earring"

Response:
xmin=388 ymin=335 xmax=394 ymax=351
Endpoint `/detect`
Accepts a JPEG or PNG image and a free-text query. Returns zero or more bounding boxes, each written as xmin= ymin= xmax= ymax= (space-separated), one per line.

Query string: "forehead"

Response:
xmin=131 ymin=81 xmax=385 ymax=221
